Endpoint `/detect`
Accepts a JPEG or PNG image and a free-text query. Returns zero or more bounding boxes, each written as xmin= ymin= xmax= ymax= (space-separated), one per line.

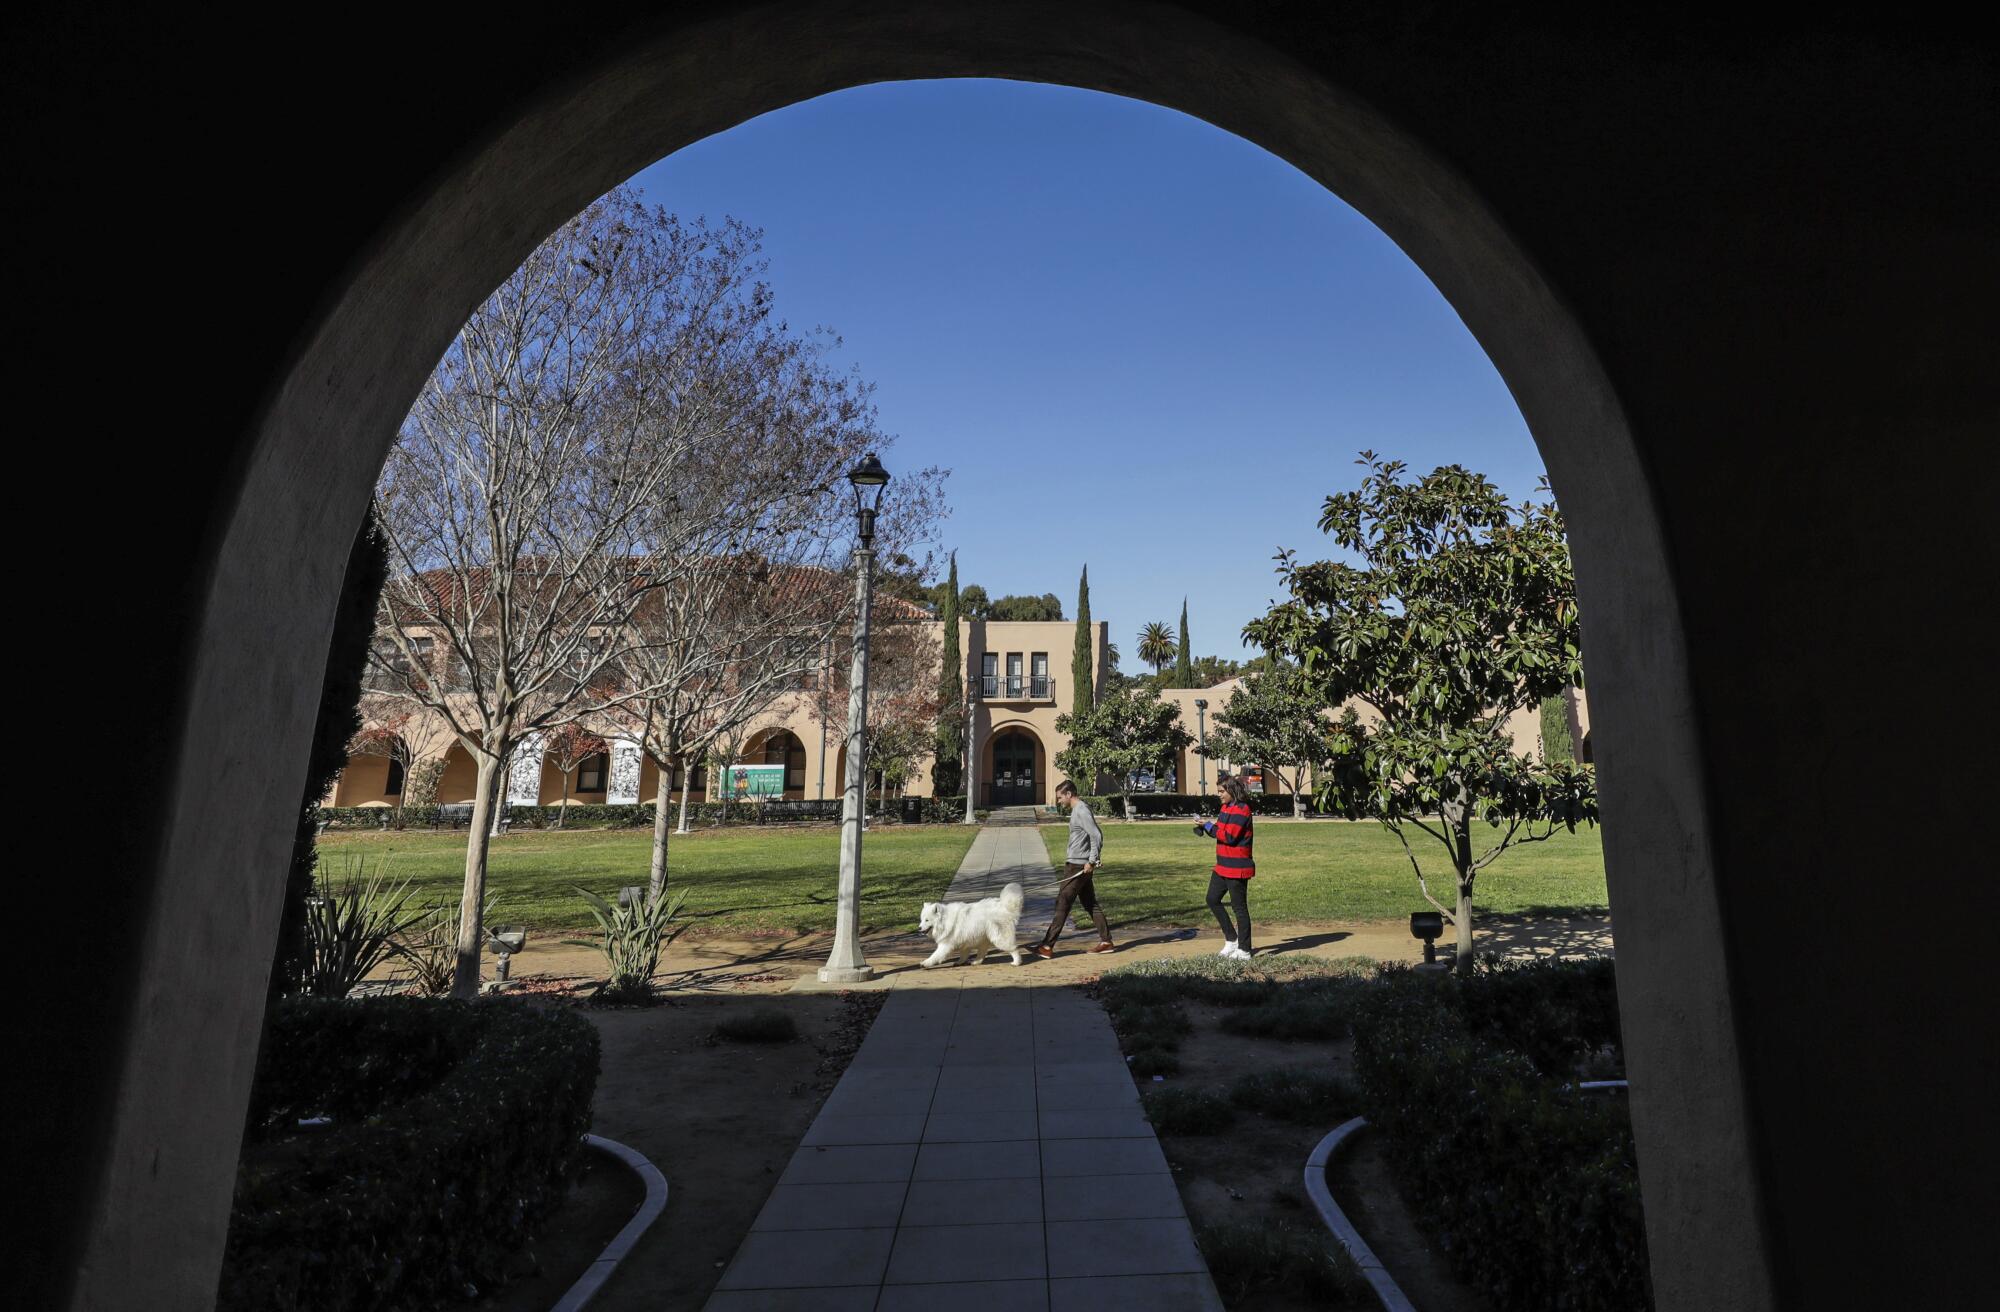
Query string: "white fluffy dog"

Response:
xmin=918 ymin=882 xmax=1026 ymax=967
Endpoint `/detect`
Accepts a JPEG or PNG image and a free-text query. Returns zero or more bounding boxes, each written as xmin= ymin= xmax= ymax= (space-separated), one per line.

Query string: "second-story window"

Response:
xmin=981 ymin=652 xmax=998 ymax=697
xmin=1006 ymin=653 xmax=1023 ymax=697
xmin=1031 ymin=652 xmax=1049 ymax=697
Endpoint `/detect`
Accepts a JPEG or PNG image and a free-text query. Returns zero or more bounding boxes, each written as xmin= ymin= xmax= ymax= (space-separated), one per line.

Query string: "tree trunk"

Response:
xmin=676 ymin=757 xmax=694 ymax=834
xmin=452 ymin=752 xmax=505 ymax=998
xmin=1454 ymin=879 xmax=1475 ymax=973
xmin=1291 ymin=773 xmax=1306 ymax=819
xmin=556 ymin=773 xmax=571 ymax=829
xmin=649 ymin=759 xmax=674 ymax=899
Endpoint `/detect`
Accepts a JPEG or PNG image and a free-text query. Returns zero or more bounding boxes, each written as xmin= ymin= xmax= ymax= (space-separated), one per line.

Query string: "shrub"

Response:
xmin=1142 ymin=1085 xmax=1231 ymax=1134
xmin=220 ymin=998 xmax=600 ymax=1312
xmin=393 ymin=893 xmax=496 ymax=996
xmin=714 ymin=1008 xmax=799 ymax=1042
xmin=1227 ymin=1066 xmax=1360 ymax=1123
xmin=1351 ymin=961 xmax=1649 ymax=1312
xmin=1219 ymin=977 xmax=1367 ymax=1040
xmin=569 ymin=885 xmax=687 ymax=1004
xmin=299 ymin=858 xmax=419 ymax=998
xmin=1107 ymin=999 xmax=1192 ymax=1051
xmin=1197 ymin=1220 xmax=1370 ymax=1307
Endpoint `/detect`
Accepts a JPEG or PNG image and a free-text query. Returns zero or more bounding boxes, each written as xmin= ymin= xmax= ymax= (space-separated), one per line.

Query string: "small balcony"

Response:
xmin=980 ymin=674 xmax=1056 ymax=703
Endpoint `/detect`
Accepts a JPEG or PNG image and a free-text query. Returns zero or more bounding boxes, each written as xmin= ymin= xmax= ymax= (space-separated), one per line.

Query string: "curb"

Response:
xmin=1304 ymin=1117 xmax=1418 ymax=1312
xmin=549 ymin=1133 xmax=669 ymax=1312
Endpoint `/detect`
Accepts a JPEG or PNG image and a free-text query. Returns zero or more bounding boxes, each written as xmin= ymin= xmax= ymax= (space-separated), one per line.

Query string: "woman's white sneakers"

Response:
xmin=1218 ymin=943 xmax=1253 ymax=961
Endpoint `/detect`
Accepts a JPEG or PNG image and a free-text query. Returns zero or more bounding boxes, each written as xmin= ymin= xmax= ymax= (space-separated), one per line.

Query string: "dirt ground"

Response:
xmin=1143 ymin=999 xmax=1496 ymax=1312
xmin=447 ymin=910 xmax=1613 ymax=997
xmin=566 ymin=991 xmax=883 ymax=1312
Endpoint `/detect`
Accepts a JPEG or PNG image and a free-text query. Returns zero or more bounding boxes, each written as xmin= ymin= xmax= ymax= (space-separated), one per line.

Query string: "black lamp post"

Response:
xmin=1194 ymin=698 xmax=1209 ymax=796
xmin=819 ymin=454 xmax=889 ymax=984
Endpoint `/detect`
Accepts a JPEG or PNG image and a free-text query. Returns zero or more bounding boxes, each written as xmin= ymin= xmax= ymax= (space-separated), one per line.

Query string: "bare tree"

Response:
xmin=808 ymin=609 xmax=946 ymax=816
xmin=369 ymin=189 xmax=887 ymax=997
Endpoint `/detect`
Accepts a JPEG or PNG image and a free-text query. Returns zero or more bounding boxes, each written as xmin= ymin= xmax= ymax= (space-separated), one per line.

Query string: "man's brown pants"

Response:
xmin=1040 ymin=862 xmax=1112 ymax=946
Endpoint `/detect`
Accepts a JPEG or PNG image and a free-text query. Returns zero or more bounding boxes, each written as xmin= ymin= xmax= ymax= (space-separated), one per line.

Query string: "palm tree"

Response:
xmin=1137 ymin=621 xmax=1177 ymax=676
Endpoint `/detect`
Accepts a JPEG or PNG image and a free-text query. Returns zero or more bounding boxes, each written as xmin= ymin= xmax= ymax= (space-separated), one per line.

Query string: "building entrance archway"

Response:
xmin=987 ymin=728 xmax=1041 ymax=806
xmin=45 ymin=7 xmax=1990 ymax=1307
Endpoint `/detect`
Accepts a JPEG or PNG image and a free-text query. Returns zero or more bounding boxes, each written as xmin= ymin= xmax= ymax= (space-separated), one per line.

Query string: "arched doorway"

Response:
xmin=67 ymin=8 xmax=1915 ymax=1306
xmin=987 ymin=727 xmax=1043 ymax=806
xmin=750 ymin=729 xmax=809 ymax=800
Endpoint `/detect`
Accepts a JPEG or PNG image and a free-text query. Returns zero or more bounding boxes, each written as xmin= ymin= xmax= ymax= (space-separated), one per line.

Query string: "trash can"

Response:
xmin=900 ymin=796 xmax=923 ymax=824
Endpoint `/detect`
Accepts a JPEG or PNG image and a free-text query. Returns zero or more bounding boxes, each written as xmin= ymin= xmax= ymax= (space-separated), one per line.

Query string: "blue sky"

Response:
xmin=631 ymin=79 xmax=1543 ymax=663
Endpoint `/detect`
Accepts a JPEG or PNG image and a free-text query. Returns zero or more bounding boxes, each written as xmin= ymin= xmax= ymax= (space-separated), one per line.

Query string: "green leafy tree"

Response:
xmin=1206 ymin=667 xmax=1329 ymax=818
xmin=1174 ymin=600 xmax=1194 ymax=688
xmin=990 ymin=591 xmax=1064 ymax=621
xmin=933 ymin=553 xmax=965 ymax=795
xmin=1245 ymin=454 xmax=1597 ymax=970
xmin=1071 ymin=566 xmax=1096 ymax=715
xmin=1137 ymin=621 xmax=1176 ymax=675
xmin=958 ymin=583 xmax=994 ymax=619
xmin=1055 ymin=683 xmax=1192 ymax=821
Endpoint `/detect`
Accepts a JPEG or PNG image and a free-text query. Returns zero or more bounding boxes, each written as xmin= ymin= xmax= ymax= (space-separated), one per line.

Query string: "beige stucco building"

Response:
xmin=328 ymin=612 xmax=1587 ymax=812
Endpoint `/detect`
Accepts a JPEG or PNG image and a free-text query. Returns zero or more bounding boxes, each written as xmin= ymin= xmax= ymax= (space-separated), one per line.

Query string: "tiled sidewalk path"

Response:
xmin=705 ymin=824 xmax=1224 ymax=1310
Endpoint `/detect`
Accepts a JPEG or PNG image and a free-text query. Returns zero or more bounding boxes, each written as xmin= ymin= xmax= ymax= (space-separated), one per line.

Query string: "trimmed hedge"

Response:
xmin=318 ymin=794 xmax=967 ymax=831
xmin=1061 ymin=792 xmax=1303 ymax=818
xmin=1351 ymin=960 xmax=1649 ymax=1312
xmin=221 ymin=998 xmax=601 ymax=1312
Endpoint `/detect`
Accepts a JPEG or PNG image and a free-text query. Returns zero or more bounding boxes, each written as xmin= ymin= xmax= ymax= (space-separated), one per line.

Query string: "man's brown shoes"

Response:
xmin=1035 ymin=945 xmax=1055 ymax=959
xmin=1089 ymin=941 xmax=1116 ymax=954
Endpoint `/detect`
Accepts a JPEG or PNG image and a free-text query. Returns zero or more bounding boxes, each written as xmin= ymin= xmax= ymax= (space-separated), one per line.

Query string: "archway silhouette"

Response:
xmin=66 ymin=6 xmax=1985 ymax=1307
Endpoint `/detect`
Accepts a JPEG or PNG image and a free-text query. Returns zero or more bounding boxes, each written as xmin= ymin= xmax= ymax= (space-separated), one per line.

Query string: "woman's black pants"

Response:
xmin=1206 ymin=873 xmax=1251 ymax=950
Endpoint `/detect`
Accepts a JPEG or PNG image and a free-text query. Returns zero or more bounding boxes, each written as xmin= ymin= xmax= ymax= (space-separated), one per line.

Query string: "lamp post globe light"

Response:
xmin=1194 ymin=698 xmax=1209 ymax=796
xmin=819 ymin=454 xmax=889 ymax=984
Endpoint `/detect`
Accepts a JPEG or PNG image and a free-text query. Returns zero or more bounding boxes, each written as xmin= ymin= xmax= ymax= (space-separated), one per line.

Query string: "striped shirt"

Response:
xmin=1201 ymin=802 xmax=1256 ymax=878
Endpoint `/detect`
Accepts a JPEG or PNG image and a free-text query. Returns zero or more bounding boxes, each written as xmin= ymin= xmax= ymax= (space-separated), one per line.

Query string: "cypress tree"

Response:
xmin=1071 ymin=565 xmax=1095 ymax=716
xmin=1540 ymin=693 xmax=1576 ymax=764
xmin=1174 ymin=598 xmax=1194 ymax=688
xmin=933 ymin=553 xmax=964 ymax=796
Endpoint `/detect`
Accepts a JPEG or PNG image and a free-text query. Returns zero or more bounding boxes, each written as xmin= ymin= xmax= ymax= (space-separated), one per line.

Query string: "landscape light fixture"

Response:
xmin=1410 ymin=910 xmax=1444 ymax=965
xmin=820 ymin=454 xmax=891 ymax=984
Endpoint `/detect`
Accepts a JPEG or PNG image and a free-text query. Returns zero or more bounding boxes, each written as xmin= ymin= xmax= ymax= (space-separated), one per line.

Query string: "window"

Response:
xmin=1031 ymin=652 xmax=1049 ymax=697
xmin=981 ymin=652 xmax=998 ymax=697
xmin=578 ymin=752 xmax=608 ymax=792
xmin=672 ymin=758 xmax=707 ymax=794
xmin=384 ymin=758 xmax=405 ymax=796
xmin=1006 ymin=652 xmax=1023 ymax=697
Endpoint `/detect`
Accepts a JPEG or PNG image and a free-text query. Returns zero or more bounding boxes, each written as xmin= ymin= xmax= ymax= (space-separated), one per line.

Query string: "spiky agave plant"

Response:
xmin=300 ymin=857 xmax=420 ymax=998
xmin=394 ymin=893 xmax=498 ymax=996
xmin=568 ymin=886 xmax=688 ymax=1004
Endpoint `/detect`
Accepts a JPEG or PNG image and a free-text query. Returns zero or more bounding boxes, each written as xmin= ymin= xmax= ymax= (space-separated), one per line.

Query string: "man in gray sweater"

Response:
xmin=1036 ymin=780 xmax=1115 ymax=957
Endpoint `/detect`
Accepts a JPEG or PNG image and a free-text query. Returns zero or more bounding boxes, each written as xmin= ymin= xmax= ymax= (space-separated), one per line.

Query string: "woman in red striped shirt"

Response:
xmin=1195 ymin=775 xmax=1256 ymax=959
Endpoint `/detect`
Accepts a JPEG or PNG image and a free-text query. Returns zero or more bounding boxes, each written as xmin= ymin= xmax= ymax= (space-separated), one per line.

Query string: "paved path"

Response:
xmin=704 ymin=823 xmax=1224 ymax=1310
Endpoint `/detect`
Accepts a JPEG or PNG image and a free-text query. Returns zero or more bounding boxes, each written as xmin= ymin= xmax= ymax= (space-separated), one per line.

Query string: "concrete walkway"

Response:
xmin=704 ymin=823 xmax=1224 ymax=1310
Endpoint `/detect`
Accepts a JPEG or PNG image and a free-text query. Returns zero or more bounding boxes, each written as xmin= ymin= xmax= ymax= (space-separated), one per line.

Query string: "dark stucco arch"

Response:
xmin=26 ymin=5 xmax=1988 ymax=1309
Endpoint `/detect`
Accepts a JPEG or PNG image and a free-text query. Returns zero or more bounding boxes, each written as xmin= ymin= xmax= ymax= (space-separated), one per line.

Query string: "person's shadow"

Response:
xmin=1255 ymin=929 xmax=1353 ymax=954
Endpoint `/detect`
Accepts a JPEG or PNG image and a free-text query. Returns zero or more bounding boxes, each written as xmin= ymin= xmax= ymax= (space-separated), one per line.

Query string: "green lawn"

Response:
xmin=1041 ymin=819 xmax=1608 ymax=926
xmin=315 ymin=825 xmax=978 ymax=935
